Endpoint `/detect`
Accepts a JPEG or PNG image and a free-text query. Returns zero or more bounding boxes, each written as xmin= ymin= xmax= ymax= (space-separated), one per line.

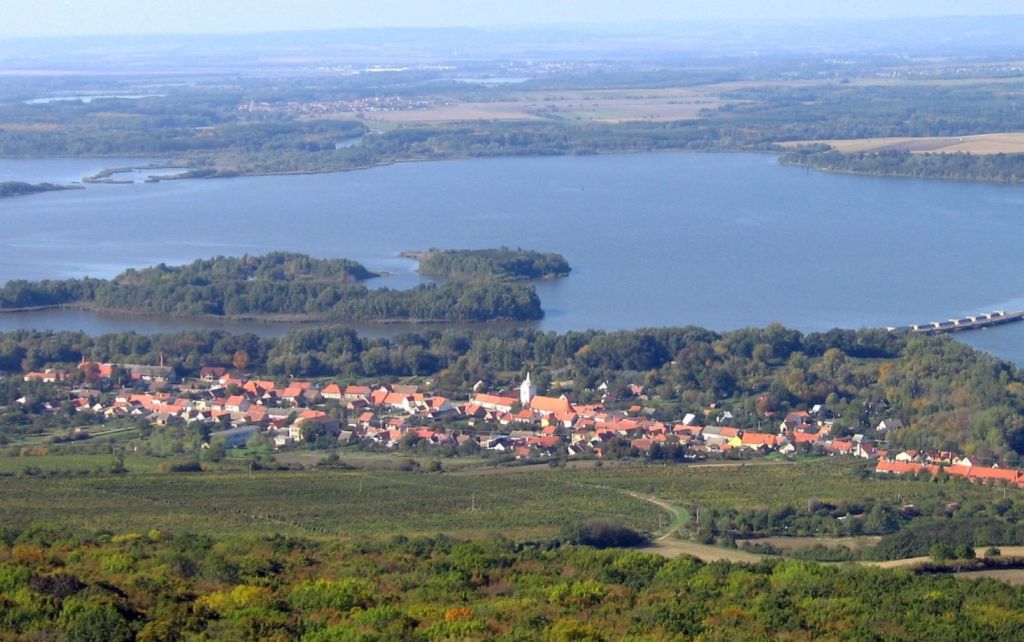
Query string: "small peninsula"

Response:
xmin=779 ymin=145 xmax=1024 ymax=183
xmin=0 ymin=181 xmax=83 ymax=198
xmin=404 ymin=247 xmax=571 ymax=280
xmin=0 ymin=252 xmax=545 ymax=323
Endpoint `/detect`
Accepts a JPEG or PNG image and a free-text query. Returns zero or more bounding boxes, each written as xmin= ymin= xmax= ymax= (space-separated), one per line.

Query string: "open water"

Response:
xmin=0 ymin=153 xmax=1021 ymax=363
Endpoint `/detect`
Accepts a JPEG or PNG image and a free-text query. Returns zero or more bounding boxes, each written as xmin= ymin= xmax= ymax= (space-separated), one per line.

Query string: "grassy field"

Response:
xmin=5 ymin=454 xmax=1024 ymax=568
xmin=272 ymin=450 xmax=490 ymax=471
xmin=563 ymin=459 xmax=1017 ymax=515
xmin=784 ymin=132 xmax=1024 ymax=155
xmin=0 ymin=468 xmax=663 ymax=540
xmin=0 ymin=452 xmax=166 ymax=474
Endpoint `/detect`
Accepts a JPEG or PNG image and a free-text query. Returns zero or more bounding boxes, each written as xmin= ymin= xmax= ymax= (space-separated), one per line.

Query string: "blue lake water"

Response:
xmin=0 ymin=153 xmax=1022 ymax=364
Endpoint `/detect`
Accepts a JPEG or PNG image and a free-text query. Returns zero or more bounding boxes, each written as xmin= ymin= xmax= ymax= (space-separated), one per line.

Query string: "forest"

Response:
xmin=780 ymin=146 xmax=1024 ymax=183
xmin=0 ymin=253 xmax=544 ymax=323
xmin=2 ymin=322 xmax=1024 ymax=459
xmin=413 ymin=248 xmax=570 ymax=280
xmin=1 ymin=523 xmax=1023 ymax=641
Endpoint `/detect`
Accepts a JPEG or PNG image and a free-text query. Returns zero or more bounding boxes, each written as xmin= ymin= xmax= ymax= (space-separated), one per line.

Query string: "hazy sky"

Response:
xmin=3 ymin=0 xmax=1022 ymax=38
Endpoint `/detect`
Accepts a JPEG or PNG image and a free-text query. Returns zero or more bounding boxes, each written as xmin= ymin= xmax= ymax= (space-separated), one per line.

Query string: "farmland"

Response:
xmin=6 ymin=455 xmax=1024 ymax=555
xmin=355 ymin=87 xmax=722 ymax=124
xmin=0 ymin=468 xmax=664 ymax=539
xmin=6 ymin=458 xmax=1024 ymax=640
xmin=566 ymin=459 xmax=1004 ymax=514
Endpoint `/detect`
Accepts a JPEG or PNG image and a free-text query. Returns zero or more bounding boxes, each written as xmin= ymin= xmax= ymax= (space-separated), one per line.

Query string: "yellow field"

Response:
xmin=785 ymin=132 xmax=1024 ymax=155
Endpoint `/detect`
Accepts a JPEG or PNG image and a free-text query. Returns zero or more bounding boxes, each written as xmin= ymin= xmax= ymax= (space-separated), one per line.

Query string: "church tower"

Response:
xmin=520 ymin=372 xmax=537 ymax=406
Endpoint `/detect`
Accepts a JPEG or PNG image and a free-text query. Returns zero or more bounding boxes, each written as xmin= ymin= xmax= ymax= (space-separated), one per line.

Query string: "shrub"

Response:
xmin=158 ymin=460 xmax=202 ymax=473
xmin=30 ymin=572 xmax=86 ymax=598
xmin=289 ymin=578 xmax=375 ymax=612
xmin=567 ymin=520 xmax=649 ymax=549
xmin=59 ymin=598 xmax=133 ymax=642
xmin=929 ymin=542 xmax=956 ymax=562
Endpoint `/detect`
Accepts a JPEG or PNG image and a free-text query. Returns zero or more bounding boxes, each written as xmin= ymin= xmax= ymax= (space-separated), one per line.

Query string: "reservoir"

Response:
xmin=0 ymin=153 xmax=1022 ymax=363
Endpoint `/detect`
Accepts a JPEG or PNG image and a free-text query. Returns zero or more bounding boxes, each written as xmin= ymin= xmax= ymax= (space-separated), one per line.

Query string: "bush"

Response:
xmin=929 ymin=542 xmax=956 ymax=562
xmin=30 ymin=572 xmax=86 ymax=598
xmin=289 ymin=578 xmax=375 ymax=612
xmin=158 ymin=460 xmax=202 ymax=473
xmin=954 ymin=544 xmax=976 ymax=560
xmin=59 ymin=599 xmax=133 ymax=642
xmin=566 ymin=520 xmax=649 ymax=549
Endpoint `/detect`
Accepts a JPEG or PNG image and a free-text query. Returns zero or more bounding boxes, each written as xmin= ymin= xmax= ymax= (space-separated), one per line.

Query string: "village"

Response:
xmin=17 ymin=362 xmax=1024 ymax=487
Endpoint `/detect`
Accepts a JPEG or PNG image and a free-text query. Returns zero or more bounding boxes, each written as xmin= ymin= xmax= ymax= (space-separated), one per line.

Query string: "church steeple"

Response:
xmin=520 ymin=372 xmax=536 ymax=406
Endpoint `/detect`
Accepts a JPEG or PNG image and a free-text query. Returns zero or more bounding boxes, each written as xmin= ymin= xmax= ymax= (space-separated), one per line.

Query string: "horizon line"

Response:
xmin=4 ymin=14 xmax=1024 ymax=43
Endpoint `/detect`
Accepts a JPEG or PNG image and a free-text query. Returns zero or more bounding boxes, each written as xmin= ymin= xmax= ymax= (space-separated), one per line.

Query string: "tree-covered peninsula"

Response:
xmin=780 ymin=145 xmax=1024 ymax=183
xmin=0 ymin=252 xmax=544 ymax=323
xmin=0 ymin=181 xmax=81 ymax=198
xmin=408 ymin=247 xmax=571 ymax=280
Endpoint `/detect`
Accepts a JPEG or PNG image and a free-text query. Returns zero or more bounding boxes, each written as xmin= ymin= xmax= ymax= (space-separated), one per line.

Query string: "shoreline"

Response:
xmin=7 ymin=146 xmax=1020 ymax=188
xmin=0 ymin=302 xmax=540 ymax=326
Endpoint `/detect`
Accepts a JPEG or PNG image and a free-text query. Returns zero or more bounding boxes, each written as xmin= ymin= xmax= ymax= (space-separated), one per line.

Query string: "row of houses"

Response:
xmin=26 ymin=362 xmax=951 ymax=466
xmin=875 ymin=460 xmax=1024 ymax=487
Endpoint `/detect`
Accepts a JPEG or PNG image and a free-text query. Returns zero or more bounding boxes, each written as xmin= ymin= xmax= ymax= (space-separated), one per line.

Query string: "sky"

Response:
xmin=2 ymin=0 xmax=1023 ymax=38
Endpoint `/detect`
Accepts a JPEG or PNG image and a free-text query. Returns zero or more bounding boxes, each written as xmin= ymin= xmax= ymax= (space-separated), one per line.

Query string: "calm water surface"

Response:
xmin=0 ymin=153 xmax=1022 ymax=363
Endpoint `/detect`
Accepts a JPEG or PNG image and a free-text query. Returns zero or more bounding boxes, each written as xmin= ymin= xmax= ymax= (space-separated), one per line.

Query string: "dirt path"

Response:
xmin=642 ymin=540 xmax=765 ymax=563
xmin=622 ymin=490 xmax=766 ymax=562
xmin=625 ymin=491 xmax=689 ymax=541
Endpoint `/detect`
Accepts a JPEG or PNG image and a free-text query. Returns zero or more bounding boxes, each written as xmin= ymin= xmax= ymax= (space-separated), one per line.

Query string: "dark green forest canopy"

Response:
xmin=3 ymin=323 xmax=1024 ymax=458
xmin=413 ymin=247 xmax=571 ymax=279
xmin=0 ymin=253 xmax=543 ymax=323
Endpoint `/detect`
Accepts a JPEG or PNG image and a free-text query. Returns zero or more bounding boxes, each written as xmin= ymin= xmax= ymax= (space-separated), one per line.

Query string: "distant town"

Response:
xmin=20 ymin=360 xmax=1020 ymax=486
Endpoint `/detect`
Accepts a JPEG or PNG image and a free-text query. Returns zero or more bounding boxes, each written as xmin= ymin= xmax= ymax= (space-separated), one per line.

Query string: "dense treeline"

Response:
xmin=1 ymin=529 xmax=1023 ymax=641
xmin=0 ymin=253 xmax=543 ymax=322
xmin=0 ymin=103 xmax=367 ymax=157
xmin=0 ymin=182 xmax=79 ymax=198
xmin=414 ymin=247 xmax=571 ymax=280
xmin=703 ymin=484 xmax=1024 ymax=560
xmin=715 ymin=82 xmax=1024 ymax=141
xmin=2 ymin=323 xmax=1023 ymax=457
xmin=780 ymin=146 xmax=1024 ymax=183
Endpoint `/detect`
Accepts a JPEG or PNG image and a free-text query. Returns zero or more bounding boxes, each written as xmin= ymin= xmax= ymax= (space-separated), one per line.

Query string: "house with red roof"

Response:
xmin=529 ymin=395 xmax=575 ymax=416
xmin=321 ymin=383 xmax=344 ymax=400
xmin=740 ymin=432 xmax=780 ymax=450
xmin=472 ymin=393 xmax=518 ymax=413
xmin=875 ymin=460 xmax=941 ymax=477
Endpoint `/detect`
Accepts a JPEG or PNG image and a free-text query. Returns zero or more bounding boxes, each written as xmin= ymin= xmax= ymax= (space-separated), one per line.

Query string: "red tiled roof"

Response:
xmin=322 ymin=384 xmax=343 ymax=396
xmin=875 ymin=461 xmax=940 ymax=476
xmin=529 ymin=395 xmax=575 ymax=414
xmin=741 ymin=432 xmax=779 ymax=447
